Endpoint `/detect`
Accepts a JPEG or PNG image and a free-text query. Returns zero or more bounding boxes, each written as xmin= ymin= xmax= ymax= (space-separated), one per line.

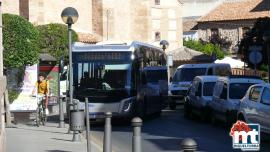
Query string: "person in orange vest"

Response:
xmin=32 ymin=73 xmax=50 ymax=115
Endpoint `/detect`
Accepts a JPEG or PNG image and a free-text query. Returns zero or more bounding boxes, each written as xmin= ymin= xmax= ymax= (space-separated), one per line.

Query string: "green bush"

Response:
xmin=259 ymin=64 xmax=268 ymax=72
xmin=183 ymin=39 xmax=225 ymax=59
xmin=3 ymin=13 xmax=40 ymax=67
xmin=37 ymin=23 xmax=78 ymax=60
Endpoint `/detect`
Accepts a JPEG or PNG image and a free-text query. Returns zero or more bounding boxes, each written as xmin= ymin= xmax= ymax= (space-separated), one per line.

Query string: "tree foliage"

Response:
xmin=3 ymin=13 xmax=40 ymax=67
xmin=37 ymin=23 xmax=78 ymax=60
xmin=183 ymin=39 xmax=226 ymax=59
xmin=238 ymin=17 xmax=270 ymax=68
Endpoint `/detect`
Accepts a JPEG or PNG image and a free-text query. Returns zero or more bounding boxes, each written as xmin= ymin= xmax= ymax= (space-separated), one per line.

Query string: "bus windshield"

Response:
xmin=72 ymin=51 xmax=132 ymax=102
xmin=172 ymin=68 xmax=206 ymax=82
xmin=74 ymin=63 xmax=130 ymax=90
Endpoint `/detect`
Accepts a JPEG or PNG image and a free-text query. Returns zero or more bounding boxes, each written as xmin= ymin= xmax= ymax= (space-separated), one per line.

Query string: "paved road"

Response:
xmin=91 ymin=106 xmax=270 ymax=152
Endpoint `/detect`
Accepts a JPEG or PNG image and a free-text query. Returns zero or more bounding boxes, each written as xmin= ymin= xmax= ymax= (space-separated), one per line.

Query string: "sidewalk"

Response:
xmin=6 ymin=122 xmax=102 ymax=152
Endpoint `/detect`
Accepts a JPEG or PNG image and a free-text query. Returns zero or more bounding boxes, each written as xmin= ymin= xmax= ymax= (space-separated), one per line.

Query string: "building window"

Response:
xmin=210 ymin=28 xmax=219 ymax=38
xmin=155 ymin=32 xmax=161 ymax=41
xmin=155 ymin=0 xmax=160 ymax=5
xmin=19 ymin=0 xmax=29 ymax=20
xmin=242 ymin=27 xmax=250 ymax=37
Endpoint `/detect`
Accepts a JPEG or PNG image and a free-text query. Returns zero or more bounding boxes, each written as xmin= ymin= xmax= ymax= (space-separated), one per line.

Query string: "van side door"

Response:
xmin=217 ymin=83 xmax=228 ymax=118
xmin=259 ymin=87 xmax=270 ymax=132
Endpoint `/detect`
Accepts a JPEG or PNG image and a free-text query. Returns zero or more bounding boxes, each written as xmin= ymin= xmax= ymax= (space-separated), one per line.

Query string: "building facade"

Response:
xmin=0 ymin=0 xmax=7 ymax=151
xmin=197 ymin=0 xmax=270 ymax=52
xmin=3 ymin=0 xmax=183 ymax=51
xmin=182 ymin=0 xmax=227 ymax=40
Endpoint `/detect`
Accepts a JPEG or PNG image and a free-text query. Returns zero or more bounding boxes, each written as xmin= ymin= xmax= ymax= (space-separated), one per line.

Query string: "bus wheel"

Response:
xmin=136 ymin=100 xmax=146 ymax=119
xmin=169 ymin=101 xmax=176 ymax=110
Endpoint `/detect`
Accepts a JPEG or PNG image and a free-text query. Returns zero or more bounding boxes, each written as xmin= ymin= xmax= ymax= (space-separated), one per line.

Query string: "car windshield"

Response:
xmin=229 ymin=83 xmax=255 ymax=99
xmin=146 ymin=70 xmax=167 ymax=83
xmin=203 ymin=82 xmax=216 ymax=96
xmin=172 ymin=68 xmax=206 ymax=82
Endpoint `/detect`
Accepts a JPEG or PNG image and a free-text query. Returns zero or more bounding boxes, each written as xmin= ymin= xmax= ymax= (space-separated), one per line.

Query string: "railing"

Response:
xmin=232 ymin=68 xmax=268 ymax=78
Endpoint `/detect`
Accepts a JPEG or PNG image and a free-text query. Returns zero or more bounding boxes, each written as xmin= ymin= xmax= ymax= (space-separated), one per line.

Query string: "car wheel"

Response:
xmin=211 ymin=111 xmax=217 ymax=125
xmin=184 ymin=103 xmax=191 ymax=118
xmin=200 ymin=108 xmax=208 ymax=122
xmin=238 ymin=114 xmax=246 ymax=122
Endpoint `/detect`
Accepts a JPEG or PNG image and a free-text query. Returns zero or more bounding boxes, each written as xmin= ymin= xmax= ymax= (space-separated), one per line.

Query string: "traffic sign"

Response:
xmin=249 ymin=51 xmax=262 ymax=64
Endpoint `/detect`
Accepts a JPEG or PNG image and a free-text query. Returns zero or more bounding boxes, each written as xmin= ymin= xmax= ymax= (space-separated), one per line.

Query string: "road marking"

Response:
xmin=90 ymin=134 xmax=116 ymax=152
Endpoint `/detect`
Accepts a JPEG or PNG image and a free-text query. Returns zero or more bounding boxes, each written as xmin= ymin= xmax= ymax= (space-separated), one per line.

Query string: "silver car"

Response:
xmin=238 ymin=83 xmax=270 ymax=134
xmin=210 ymin=76 xmax=265 ymax=127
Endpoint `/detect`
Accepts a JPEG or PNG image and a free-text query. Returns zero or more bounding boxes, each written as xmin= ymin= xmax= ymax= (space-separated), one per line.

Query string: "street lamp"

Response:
xmin=160 ymin=40 xmax=169 ymax=52
xmin=263 ymin=31 xmax=270 ymax=83
xmin=61 ymin=7 xmax=79 ymax=141
xmin=160 ymin=40 xmax=171 ymax=82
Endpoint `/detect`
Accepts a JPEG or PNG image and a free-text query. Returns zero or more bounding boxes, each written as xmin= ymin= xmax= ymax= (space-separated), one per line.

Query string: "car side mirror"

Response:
xmin=169 ymin=77 xmax=173 ymax=83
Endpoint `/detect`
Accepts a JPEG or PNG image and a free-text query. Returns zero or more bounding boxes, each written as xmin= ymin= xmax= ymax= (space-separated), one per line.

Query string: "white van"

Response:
xmin=168 ymin=63 xmax=231 ymax=110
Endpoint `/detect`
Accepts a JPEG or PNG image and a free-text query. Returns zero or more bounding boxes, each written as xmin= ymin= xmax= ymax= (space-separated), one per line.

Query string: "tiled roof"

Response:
xmin=39 ymin=53 xmax=56 ymax=62
xmin=183 ymin=20 xmax=198 ymax=32
xmin=167 ymin=47 xmax=212 ymax=61
xmin=199 ymin=0 xmax=270 ymax=22
xmin=77 ymin=32 xmax=101 ymax=44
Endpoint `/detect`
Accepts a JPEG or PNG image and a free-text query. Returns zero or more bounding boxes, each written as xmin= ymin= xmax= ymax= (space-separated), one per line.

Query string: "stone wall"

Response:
xmin=92 ymin=0 xmax=103 ymax=37
xmin=198 ymin=20 xmax=255 ymax=49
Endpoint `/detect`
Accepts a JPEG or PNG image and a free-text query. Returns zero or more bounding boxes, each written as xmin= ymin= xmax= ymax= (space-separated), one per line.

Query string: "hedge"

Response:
xmin=37 ymin=23 xmax=78 ymax=60
xmin=3 ymin=13 xmax=40 ymax=67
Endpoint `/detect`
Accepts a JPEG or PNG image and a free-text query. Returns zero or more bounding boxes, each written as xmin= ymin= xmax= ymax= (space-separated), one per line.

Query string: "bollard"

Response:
xmin=103 ymin=112 xmax=112 ymax=152
xmin=132 ymin=117 xmax=142 ymax=152
xmin=85 ymin=97 xmax=91 ymax=152
xmin=181 ymin=138 xmax=197 ymax=152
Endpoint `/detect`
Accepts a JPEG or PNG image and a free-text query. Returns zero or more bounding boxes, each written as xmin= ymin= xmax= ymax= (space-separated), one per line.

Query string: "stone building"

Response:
xmin=94 ymin=0 xmax=183 ymax=51
xmin=0 ymin=0 xmax=7 ymax=151
xmin=182 ymin=0 xmax=226 ymax=40
xmin=3 ymin=0 xmax=183 ymax=51
xmin=197 ymin=0 xmax=270 ymax=52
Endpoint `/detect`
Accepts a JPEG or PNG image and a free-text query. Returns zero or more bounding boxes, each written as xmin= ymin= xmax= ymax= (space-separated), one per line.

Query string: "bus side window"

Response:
xmin=141 ymin=71 xmax=147 ymax=85
xmin=207 ymin=68 xmax=213 ymax=75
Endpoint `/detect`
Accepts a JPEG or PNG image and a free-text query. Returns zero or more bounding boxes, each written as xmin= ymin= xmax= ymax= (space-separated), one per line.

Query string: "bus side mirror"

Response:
xmin=59 ymin=58 xmax=65 ymax=73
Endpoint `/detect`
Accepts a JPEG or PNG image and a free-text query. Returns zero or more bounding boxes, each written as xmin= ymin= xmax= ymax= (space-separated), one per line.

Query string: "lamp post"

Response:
xmin=160 ymin=40 xmax=170 ymax=82
xmin=263 ymin=31 xmax=270 ymax=83
xmin=61 ymin=7 xmax=79 ymax=141
xmin=160 ymin=40 xmax=169 ymax=52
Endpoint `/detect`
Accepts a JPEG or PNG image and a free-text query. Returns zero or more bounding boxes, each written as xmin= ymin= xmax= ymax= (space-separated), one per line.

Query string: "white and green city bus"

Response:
xmin=69 ymin=41 xmax=168 ymax=119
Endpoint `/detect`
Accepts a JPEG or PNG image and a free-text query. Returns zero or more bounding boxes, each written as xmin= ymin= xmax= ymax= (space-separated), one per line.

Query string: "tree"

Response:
xmin=238 ymin=17 xmax=270 ymax=68
xmin=37 ymin=23 xmax=78 ymax=60
xmin=3 ymin=13 xmax=40 ymax=68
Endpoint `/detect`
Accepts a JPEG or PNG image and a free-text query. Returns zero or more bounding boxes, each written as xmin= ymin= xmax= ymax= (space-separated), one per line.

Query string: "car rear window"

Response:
xmin=203 ymin=82 xmax=216 ymax=96
xmin=229 ymin=83 xmax=255 ymax=99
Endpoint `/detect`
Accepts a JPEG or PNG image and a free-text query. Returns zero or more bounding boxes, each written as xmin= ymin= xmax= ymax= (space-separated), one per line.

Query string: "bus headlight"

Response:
xmin=122 ymin=100 xmax=132 ymax=112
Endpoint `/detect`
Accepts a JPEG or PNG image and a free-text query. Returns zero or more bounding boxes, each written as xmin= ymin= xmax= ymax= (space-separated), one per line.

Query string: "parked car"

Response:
xmin=238 ymin=83 xmax=270 ymax=134
xmin=210 ymin=76 xmax=265 ymax=127
xmin=168 ymin=63 xmax=231 ymax=110
xmin=184 ymin=76 xmax=219 ymax=121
